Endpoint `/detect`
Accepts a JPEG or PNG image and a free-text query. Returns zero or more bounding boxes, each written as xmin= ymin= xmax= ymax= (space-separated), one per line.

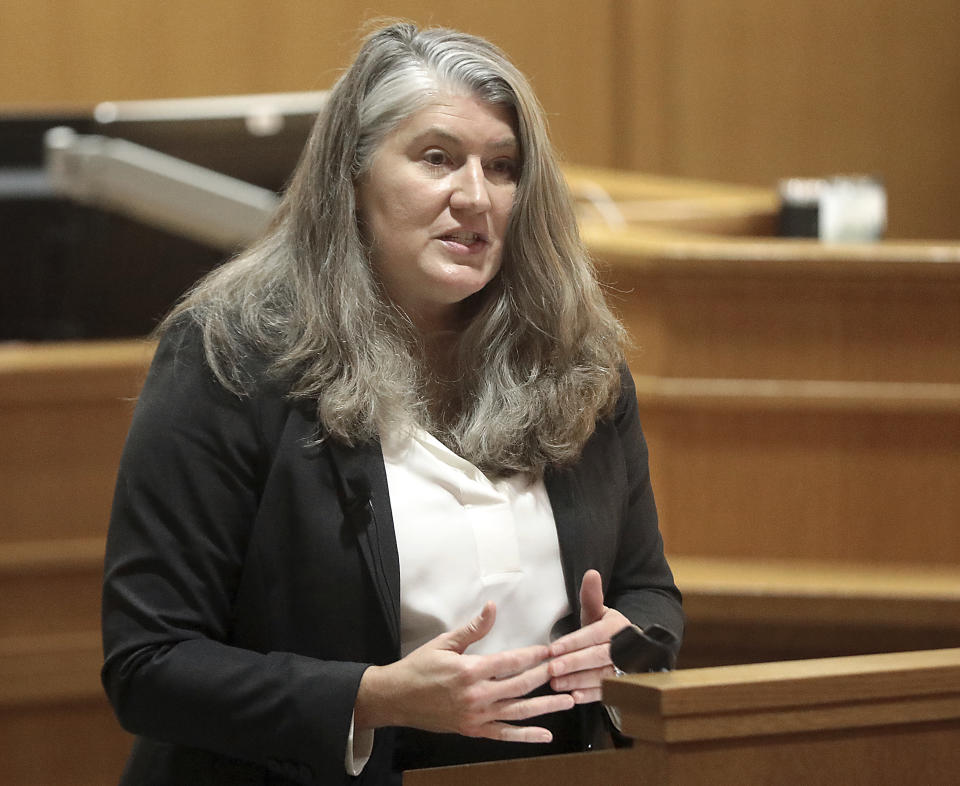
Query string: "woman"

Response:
xmin=102 ymin=22 xmax=683 ymax=786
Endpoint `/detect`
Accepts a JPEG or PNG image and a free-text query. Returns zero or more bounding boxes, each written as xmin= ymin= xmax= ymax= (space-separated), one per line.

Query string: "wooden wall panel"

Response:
xmin=642 ymin=403 xmax=960 ymax=565
xmin=0 ymin=0 xmax=617 ymax=167
xmin=4 ymin=1 xmax=957 ymax=237
xmin=617 ymin=0 xmax=960 ymax=239
xmin=606 ymin=259 xmax=960 ymax=385
xmin=0 ymin=341 xmax=151 ymax=544
xmin=587 ymin=227 xmax=960 ymax=385
xmin=586 ymin=224 xmax=960 ymax=566
xmin=0 ymin=700 xmax=131 ymax=786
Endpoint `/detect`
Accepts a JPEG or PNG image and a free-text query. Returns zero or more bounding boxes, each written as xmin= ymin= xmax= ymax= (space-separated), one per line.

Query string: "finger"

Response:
xmin=475 ymin=722 xmax=554 ymax=744
xmin=493 ymin=691 xmax=576 ymax=722
xmin=579 ymin=569 xmax=606 ymax=628
xmin=550 ymin=664 xmax=616 ymax=692
xmin=471 ymin=643 xmax=551 ymax=682
xmin=483 ymin=661 xmax=553 ymax=701
xmin=549 ymin=643 xmax=610 ymax=678
xmin=549 ymin=620 xmax=614 ymax=657
xmin=444 ymin=602 xmax=496 ymax=654
xmin=570 ymin=687 xmax=603 ymax=704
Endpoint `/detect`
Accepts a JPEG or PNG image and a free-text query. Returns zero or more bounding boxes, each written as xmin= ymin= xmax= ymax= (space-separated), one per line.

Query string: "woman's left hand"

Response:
xmin=546 ymin=569 xmax=630 ymax=704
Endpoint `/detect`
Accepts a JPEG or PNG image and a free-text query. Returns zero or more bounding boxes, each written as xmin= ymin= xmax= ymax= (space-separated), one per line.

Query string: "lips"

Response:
xmin=437 ymin=229 xmax=487 ymax=247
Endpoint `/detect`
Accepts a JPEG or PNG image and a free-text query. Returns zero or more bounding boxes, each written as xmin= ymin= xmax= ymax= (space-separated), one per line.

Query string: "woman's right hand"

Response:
xmin=353 ymin=602 xmax=574 ymax=743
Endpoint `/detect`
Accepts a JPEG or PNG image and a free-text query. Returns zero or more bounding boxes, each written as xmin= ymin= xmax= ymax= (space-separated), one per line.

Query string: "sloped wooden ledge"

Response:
xmin=632 ymin=375 xmax=960 ymax=415
xmin=585 ymin=222 xmax=960 ymax=266
xmin=0 ymin=339 xmax=155 ymax=404
xmin=0 ymin=537 xmax=107 ymax=574
xmin=0 ymin=631 xmax=103 ymax=707
xmin=672 ymin=557 xmax=960 ymax=630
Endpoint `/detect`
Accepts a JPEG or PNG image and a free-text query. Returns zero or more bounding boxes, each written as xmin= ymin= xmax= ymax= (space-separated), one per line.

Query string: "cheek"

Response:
xmin=493 ymin=191 xmax=516 ymax=233
xmin=366 ymin=195 xmax=409 ymax=240
xmin=376 ymin=181 xmax=440 ymax=229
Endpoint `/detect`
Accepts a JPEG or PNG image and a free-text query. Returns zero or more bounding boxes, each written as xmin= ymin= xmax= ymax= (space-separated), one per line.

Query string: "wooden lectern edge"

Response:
xmin=603 ymin=648 xmax=960 ymax=744
xmin=615 ymin=694 xmax=960 ymax=746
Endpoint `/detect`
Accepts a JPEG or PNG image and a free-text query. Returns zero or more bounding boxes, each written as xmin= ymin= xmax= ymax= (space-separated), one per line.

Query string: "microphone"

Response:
xmin=610 ymin=624 xmax=678 ymax=673
xmin=343 ymin=475 xmax=372 ymax=528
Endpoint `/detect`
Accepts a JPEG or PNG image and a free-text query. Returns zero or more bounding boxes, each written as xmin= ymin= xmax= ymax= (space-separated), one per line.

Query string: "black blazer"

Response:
xmin=102 ymin=324 xmax=683 ymax=786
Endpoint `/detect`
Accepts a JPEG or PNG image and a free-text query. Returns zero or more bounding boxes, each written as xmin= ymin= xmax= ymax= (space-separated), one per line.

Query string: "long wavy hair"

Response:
xmin=162 ymin=22 xmax=626 ymax=476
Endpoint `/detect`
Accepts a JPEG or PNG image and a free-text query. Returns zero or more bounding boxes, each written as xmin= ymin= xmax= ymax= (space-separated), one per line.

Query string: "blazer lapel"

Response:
xmin=544 ymin=467 xmax=588 ymax=615
xmin=545 ymin=457 xmax=620 ymax=617
xmin=325 ymin=437 xmax=401 ymax=653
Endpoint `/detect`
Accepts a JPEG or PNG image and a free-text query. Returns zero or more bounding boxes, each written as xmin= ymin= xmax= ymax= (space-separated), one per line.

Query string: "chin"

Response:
xmin=429 ymin=271 xmax=496 ymax=304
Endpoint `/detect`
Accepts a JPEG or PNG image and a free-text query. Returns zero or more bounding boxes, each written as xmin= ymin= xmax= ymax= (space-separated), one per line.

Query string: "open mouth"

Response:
xmin=438 ymin=230 xmax=487 ymax=248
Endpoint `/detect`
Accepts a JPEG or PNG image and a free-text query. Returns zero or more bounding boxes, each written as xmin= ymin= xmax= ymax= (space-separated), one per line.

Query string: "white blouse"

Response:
xmin=381 ymin=427 xmax=570 ymax=657
xmin=347 ymin=428 xmax=571 ymax=774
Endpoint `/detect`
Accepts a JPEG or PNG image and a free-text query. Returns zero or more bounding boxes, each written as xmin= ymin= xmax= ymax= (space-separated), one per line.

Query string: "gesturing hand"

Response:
xmin=546 ymin=570 xmax=630 ymax=704
xmin=355 ymin=602 xmax=575 ymax=743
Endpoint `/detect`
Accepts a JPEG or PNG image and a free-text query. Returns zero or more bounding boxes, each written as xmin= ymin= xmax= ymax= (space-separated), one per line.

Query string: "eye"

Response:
xmin=423 ymin=148 xmax=450 ymax=167
xmin=487 ymin=157 xmax=518 ymax=182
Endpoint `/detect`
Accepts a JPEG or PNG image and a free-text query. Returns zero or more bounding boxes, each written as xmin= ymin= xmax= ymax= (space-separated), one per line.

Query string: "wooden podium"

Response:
xmin=405 ymin=648 xmax=960 ymax=785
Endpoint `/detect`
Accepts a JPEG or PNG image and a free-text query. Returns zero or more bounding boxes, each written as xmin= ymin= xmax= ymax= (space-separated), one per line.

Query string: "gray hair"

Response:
xmin=163 ymin=22 xmax=625 ymax=475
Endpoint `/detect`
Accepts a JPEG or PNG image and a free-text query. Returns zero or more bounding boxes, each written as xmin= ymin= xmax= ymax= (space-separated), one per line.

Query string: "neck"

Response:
xmin=406 ymin=301 xmax=463 ymax=336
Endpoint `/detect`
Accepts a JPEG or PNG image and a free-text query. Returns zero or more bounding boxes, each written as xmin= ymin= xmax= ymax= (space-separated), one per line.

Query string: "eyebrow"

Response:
xmin=410 ymin=127 xmax=518 ymax=152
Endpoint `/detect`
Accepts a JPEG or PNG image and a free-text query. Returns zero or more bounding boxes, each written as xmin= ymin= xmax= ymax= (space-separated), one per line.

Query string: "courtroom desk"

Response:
xmin=582 ymin=225 xmax=960 ymax=384
xmin=571 ymin=225 xmax=960 ymax=566
xmin=406 ymin=649 xmax=960 ymax=786
xmin=671 ymin=557 xmax=960 ymax=668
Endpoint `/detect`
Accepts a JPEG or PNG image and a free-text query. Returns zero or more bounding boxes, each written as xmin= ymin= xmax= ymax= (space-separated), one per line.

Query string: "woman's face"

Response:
xmin=356 ymin=93 xmax=518 ymax=331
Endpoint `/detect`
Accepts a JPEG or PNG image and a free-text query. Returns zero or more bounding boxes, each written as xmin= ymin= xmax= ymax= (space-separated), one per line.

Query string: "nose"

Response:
xmin=449 ymin=157 xmax=492 ymax=213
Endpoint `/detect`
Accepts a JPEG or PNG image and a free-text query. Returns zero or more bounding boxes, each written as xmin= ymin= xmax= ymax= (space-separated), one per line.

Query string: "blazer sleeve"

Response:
xmin=101 ymin=324 xmax=368 ymax=786
xmin=607 ymin=368 xmax=685 ymax=651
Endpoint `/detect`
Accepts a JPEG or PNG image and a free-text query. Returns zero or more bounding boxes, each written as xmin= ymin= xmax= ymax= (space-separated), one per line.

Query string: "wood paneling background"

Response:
xmin=0 ymin=0 xmax=617 ymax=168
xmin=2 ymin=1 xmax=957 ymax=237
xmin=616 ymin=0 xmax=960 ymax=239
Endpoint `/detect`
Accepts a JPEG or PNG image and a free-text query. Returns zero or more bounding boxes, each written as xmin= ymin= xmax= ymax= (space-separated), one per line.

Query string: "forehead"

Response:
xmin=388 ymin=94 xmax=518 ymax=149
